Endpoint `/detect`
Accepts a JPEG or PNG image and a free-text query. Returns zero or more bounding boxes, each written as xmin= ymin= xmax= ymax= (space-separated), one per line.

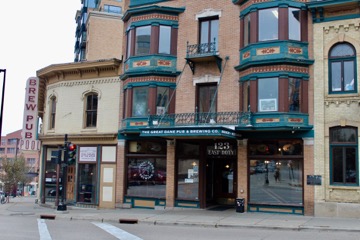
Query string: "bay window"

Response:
xmin=259 ymin=8 xmax=278 ymax=41
xmin=258 ymin=78 xmax=278 ymax=112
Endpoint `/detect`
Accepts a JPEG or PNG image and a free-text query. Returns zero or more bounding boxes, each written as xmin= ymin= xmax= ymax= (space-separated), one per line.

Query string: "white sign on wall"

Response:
xmin=20 ymin=77 xmax=41 ymax=151
xmin=79 ymin=147 xmax=97 ymax=162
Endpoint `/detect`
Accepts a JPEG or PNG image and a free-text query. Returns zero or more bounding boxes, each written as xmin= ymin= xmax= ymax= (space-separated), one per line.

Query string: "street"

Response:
xmin=1 ymin=196 xmax=360 ymax=240
xmin=0 ymin=215 xmax=359 ymax=240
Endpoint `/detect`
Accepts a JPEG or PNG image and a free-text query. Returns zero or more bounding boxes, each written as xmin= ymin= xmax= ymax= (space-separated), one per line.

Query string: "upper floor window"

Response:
xmin=50 ymin=97 xmax=56 ymax=129
xmin=288 ymin=8 xmax=300 ymax=41
xmin=259 ymin=8 xmax=278 ymax=41
xmin=330 ymin=127 xmax=358 ymax=185
xmin=258 ymin=78 xmax=278 ymax=112
xmin=103 ymin=5 xmax=122 ymax=14
xmin=159 ymin=26 xmax=171 ymax=54
xmin=135 ymin=26 xmax=151 ymax=55
xmin=85 ymin=93 xmax=98 ymax=128
xmin=7 ymin=148 xmax=16 ymax=154
xmin=127 ymin=24 xmax=176 ymax=58
xmin=243 ymin=14 xmax=251 ymax=47
xmin=7 ymin=139 xmax=18 ymax=145
xmin=132 ymin=87 xmax=148 ymax=117
xmin=289 ymin=78 xmax=301 ymax=112
xmin=125 ymin=85 xmax=174 ymax=118
xmin=241 ymin=77 xmax=307 ymax=113
xmin=241 ymin=6 xmax=305 ymax=48
xmin=1 ymin=139 xmax=5 ymax=145
xmin=27 ymin=158 xmax=36 ymax=165
xmin=200 ymin=18 xmax=219 ymax=52
xmin=329 ymin=43 xmax=356 ymax=93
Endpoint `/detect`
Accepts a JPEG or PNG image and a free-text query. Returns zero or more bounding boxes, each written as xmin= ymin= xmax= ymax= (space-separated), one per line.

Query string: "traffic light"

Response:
xmin=67 ymin=143 xmax=77 ymax=165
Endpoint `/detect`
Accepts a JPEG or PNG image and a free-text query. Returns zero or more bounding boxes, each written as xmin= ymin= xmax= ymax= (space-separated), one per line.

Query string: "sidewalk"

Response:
xmin=3 ymin=196 xmax=360 ymax=232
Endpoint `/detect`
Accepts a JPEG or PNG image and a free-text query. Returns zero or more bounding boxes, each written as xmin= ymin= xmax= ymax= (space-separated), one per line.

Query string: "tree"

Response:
xmin=0 ymin=155 xmax=31 ymax=196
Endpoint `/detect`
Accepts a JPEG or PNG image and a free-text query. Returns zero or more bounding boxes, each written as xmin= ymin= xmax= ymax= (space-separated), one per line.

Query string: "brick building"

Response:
xmin=309 ymin=0 xmax=360 ymax=218
xmin=117 ymin=0 xmax=315 ymax=215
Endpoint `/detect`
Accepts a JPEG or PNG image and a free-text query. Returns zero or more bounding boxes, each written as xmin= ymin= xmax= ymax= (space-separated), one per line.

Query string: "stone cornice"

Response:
xmin=47 ymin=77 xmax=120 ymax=91
xmin=39 ymin=133 xmax=118 ymax=145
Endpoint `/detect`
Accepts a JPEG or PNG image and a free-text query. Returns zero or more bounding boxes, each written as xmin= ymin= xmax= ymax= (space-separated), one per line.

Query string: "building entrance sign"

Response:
xmin=140 ymin=127 xmax=240 ymax=139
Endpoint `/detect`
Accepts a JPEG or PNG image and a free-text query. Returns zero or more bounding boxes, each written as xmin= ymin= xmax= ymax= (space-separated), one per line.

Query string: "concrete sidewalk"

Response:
xmin=3 ymin=196 xmax=360 ymax=232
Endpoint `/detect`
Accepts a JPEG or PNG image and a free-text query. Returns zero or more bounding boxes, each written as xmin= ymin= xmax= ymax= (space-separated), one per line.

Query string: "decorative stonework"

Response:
xmin=47 ymin=77 xmax=120 ymax=91
xmin=157 ymin=60 xmax=172 ymax=67
xmin=255 ymin=118 xmax=280 ymax=123
xmin=195 ymin=9 xmax=222 ymax=20
xmin=243 ymin=51 xmax=250 ymax=59
xmin=193 ymin=74 xmax=220 ymax=86
xmin=256 ymin=47 xmax=280 ymax=55
xmin=240 ymin=65 xmax=309 ymax=78
xmin=133 ymin=60 xmax=150 ymax=67
xmin=324 ymin=23 xmax=360 ymax=34
xmin=124 ymin=76 xmax=176 ymax=85
xmin=288 ymin=47 xmax=303 ymax=54
xmin=130 ymin=14 xmax=178 ymax=24
xmin=288 ymin=118 xmax=304 ymax=123
xmin=324 ymin=99 xmax=360 ymax=107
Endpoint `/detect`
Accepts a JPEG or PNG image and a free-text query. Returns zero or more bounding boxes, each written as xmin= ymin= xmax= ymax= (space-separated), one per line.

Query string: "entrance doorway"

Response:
xmin=206 ymin=158 xmax=236 ymax=206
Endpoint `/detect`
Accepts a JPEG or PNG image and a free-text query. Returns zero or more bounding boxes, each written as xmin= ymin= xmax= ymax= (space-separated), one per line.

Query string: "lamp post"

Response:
xmin=0 ymin=69 xmax=6 ymax=142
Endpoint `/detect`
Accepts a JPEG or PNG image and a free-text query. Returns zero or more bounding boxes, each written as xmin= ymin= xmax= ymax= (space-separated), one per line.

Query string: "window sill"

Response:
xmin=81 ymin=128 xmax=97 ymax=133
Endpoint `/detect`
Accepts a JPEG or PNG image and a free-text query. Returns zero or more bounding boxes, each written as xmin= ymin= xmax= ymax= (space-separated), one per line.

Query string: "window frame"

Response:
xmin=85 ymin=93 xmax=98 ymax=128
xmin=50 ymin=97 xmax=56 ymax=129
xmin=329 ymin=127 xmax=358 ymax=186
xmin=328 ymin=42 xmax=357 ymax=94
xmin=199 ymin=17 xmax=219 ymax=52
xmin=126 ymin=24 xmax=176 ymax=58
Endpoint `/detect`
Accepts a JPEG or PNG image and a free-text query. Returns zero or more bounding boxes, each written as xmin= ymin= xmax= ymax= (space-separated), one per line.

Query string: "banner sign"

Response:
xmin=140 ymin=127 xmax=240 ymax=139
xmin=20 ymin=77 xmax=41 ymax=151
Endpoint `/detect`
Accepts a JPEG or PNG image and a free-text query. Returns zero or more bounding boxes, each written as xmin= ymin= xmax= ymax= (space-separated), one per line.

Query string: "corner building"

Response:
xmin=117 ymin=0 xmax=315 ymax=215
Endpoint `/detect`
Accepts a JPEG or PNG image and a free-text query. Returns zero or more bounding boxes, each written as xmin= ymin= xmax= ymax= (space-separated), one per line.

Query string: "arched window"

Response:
xmin=329 ymin=43 xmax=356 ymax=93
xmin=85 ymin=93 xmax=98 ymax=128
xmin=330 ymin=127 xmax=358 ymax=185
xmin=50 ymin=97 xmax=56 ymax=129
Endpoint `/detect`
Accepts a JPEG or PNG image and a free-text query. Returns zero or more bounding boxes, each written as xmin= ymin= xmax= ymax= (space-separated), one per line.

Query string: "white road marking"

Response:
xmin=37 ymin=219 xmax=52 ymax=240
xmin=92 ymin=222 xmax=143 ymax=240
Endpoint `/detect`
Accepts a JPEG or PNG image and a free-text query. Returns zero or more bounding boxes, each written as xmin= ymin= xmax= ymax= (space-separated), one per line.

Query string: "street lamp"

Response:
xmin=0 ymin=69 xmax=6 ymax=142
xmin=264 ymin=160 xmax=269 ymax=185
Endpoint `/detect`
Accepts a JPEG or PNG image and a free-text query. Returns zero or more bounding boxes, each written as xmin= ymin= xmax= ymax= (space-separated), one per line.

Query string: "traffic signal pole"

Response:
xmin=57 ymin=134 xmax=68 ymax=211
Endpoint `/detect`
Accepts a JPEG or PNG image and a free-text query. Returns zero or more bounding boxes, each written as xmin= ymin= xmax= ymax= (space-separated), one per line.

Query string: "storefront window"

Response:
xmin=78 ymin=164 xmax=97 ymax=203
xmin=127 ymin=158 xmax=166 ymax=198
xmin=249 ymin=159 xmax=303 ymax=205
xmin=177 ymin=158 xmax=199 ymax=200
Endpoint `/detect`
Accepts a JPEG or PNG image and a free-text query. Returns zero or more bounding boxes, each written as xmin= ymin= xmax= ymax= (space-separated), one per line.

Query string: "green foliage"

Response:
xmin=0 ymin=155 xmax=31 ymax=193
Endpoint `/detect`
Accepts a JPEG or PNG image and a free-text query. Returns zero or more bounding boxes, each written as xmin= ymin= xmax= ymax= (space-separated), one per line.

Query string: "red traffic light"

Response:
xmin=68 ymin=144 xmax=77 ymax=151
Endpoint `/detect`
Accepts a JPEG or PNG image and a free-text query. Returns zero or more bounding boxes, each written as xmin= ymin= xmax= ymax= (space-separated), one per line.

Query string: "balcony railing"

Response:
xmin=186 ymin=40 xmax=217 ymax=57
xmin=148 ymin=111 xmax=251 ymax=127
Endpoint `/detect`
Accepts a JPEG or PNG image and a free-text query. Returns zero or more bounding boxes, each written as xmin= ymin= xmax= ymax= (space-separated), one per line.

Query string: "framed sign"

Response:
xmin=79 ymin=147 xmax=97 ymax=162
xmin=259 ymin=98 xmax=277 ymax=112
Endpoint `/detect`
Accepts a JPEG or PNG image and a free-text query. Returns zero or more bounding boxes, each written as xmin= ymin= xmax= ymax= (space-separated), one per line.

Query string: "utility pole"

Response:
xmin=0 ymin=69 xmax=6 ymax=143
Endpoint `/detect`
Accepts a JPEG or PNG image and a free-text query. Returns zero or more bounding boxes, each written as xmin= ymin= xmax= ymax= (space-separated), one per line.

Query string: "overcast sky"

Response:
xmin=0 ymin=1 xmax=81 ymax=136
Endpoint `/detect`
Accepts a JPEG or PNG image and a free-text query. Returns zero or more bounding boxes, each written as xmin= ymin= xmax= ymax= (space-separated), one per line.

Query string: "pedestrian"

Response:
xmin=5 ymin=192 xmax=10 ymax=203
xmin=274 ymin=167 xmax=280 ymax=182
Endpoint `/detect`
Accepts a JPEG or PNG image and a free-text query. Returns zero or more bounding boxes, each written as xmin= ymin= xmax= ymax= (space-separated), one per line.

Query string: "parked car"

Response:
xmin=47 ymin=187 xmax=62 ymax=197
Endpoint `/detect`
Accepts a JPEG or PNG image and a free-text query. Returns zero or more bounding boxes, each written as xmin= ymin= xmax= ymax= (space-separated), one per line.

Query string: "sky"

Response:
xmin=0 ymin=1 xmax=82 ymax=136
